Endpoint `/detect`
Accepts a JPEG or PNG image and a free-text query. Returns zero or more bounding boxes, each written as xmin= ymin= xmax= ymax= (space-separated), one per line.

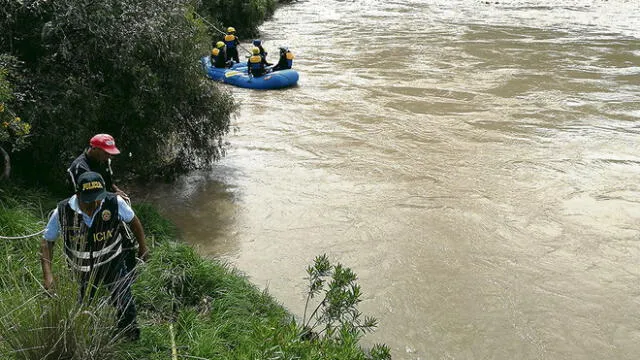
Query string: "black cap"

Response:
xmin=77 ymin=171 xmax=107 ymax=203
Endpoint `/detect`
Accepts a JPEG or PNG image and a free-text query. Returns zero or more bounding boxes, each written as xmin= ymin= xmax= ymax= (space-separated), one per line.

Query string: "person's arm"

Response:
xmin=129 ymin=216 xmax=148 ymax=261
xmin=117 ymin=196 xmax=148 ymax=261
xmin=112 ymin=184 xmax=129 ymax=200
xmin=41 ymin=208 xmax=60 ymax=291
xmin=41 ymin=240 xmax=55 ymax=291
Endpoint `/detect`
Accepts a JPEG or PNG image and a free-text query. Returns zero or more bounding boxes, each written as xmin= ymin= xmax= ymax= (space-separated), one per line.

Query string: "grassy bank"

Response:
xmin=0 ymin=184 xmax=390 ymax=359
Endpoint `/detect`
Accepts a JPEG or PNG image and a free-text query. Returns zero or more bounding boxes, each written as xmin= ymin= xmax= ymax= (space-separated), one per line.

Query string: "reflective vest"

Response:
xmin=249 ymin=55 xmax=264 ymax=75
xmin=224 ymin=34 xmax=237 ymax=48
xmin=58 ymin=194 xmax=124 ymax=274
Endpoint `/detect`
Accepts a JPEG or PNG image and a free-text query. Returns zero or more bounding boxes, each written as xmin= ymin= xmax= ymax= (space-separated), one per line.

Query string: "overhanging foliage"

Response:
xmin=1 ymin=0 xmax=238 ymax=187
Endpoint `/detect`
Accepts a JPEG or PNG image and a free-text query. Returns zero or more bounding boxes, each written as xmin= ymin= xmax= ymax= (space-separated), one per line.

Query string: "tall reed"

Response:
xmin=0 ymin=259 xmax=126 ymax=360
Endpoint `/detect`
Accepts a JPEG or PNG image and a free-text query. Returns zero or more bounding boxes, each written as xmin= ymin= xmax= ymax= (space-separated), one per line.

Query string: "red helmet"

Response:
xmin=89 ymin=134 xmax=120 ymax=155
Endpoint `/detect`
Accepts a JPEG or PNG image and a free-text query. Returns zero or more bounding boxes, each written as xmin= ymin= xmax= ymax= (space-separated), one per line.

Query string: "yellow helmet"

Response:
xmin=252 ymin=47 xmax=260 ymax=55
xmin=227 ymin=27 xmax=235 ymax=33
xmin=211 ymin=49 xmax=216 ymax=55
xmin=216 ymin=41 xmax=225 ymax=49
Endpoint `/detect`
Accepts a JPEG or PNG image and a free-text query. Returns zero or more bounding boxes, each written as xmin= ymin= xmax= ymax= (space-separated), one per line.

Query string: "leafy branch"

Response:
xmin=300 ymin=254 xmax=391 ymax=359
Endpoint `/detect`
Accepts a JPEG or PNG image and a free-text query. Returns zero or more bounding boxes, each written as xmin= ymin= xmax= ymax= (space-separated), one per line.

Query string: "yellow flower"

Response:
xmin=2 ymin=122 xmax=8 ymax=128
xmin=22 ymin=123 xmax=31 ymax=133
xmin=0 ymin=104 xmax=4 ymax=112
xmin=14 ymin=117 xmax=20 ymax=122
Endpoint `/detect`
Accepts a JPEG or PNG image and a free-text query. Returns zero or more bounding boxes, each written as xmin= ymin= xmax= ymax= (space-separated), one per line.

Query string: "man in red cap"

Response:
xmin=67 ymin=134 xmax=126 ymax=197
xmin=68 ymin=134 xmax=140 ymax=276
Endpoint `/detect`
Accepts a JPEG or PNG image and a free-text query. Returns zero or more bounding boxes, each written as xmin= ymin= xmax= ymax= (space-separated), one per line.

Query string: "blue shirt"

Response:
xmin=43 ymin=195 xmax=135 ymax=242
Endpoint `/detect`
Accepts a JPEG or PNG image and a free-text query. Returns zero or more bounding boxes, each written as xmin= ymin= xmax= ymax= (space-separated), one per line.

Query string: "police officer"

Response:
xmin=247 ymin=47 xmax=267 ymax=77
xmin=68 ymin=134 xmax=125 ymax=198
xmin=272 ymin=47 xmax=295 ymax=71
xmin=67 ymin=134 xmax=138 ymax=275
xmin=41 ymin=171 xmax=148 ymax=341
xmin=223 ymin=26 xmax=240 ymax=63
xmin=211 ymin=41 xmax=228 ymax=68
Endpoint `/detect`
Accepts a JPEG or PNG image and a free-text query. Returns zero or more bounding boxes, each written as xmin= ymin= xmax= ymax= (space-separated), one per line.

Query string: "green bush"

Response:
xmin=1 ymin=0 xmax=236 ymax=188
xmin=0 ymin=55 xmax=30 ymax=178
xmin=199 ymin=0 xmax=279 ymax=40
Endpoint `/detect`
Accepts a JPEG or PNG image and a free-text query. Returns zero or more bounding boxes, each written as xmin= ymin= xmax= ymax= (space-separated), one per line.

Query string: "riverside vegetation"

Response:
xmin=1 ymin=0 xmax=391 ymax=358
xmin=0 ymin=0 xmax=291 ymax=187
xmin=0 ymin=184 xmax=391 ymax=359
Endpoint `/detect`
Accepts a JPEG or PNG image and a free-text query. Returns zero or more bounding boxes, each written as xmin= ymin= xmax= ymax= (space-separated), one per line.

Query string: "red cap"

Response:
xmin=89 ymin=134 xmax=120 ymax=155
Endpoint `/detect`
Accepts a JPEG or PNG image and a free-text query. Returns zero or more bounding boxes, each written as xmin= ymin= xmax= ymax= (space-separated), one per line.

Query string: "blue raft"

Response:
xmin=201 ymin=56 xmax=299 ymax=90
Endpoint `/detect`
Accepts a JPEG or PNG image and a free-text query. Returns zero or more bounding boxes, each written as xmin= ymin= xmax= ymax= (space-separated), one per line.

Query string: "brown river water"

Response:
xmin=143 ymin=1 xmax=640 ymax=358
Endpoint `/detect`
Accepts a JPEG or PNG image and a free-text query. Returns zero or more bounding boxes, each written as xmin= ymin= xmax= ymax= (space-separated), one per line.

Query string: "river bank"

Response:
xmin=0 ymin=183 xmax=389 ymax=359
xmin=146 ymin=1 xmax=640 ymax=359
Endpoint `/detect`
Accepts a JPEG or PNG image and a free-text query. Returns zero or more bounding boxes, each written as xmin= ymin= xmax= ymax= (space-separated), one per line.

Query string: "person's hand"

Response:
xmin=138 ymin=245 xmax=149 ymax=262
xmin=116 ymin=190 xmax=129 ymax=201
xmin=44 ymin=275 xmax=55 ymax=296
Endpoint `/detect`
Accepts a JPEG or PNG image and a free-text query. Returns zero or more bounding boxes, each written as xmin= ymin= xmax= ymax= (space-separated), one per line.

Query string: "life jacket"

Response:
xmin=211 ymin=48 xmax=226 ymax=67
xmin=285 ymin=51 xmax=294 ymax=68
xmin=249 ymin=55 xmax=264 ymax=76
xmin=58 ymin=193 xmax=124 ymax=275
xmin=224 ymin=34 xmax=237 ymax=49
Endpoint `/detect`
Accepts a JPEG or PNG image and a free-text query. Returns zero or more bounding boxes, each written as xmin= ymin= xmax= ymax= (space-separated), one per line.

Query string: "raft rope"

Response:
xmin=194 ymin=12 xmax=253 ymax=55
xmin=1 ymin=209 xmax=54 ymax=240
xmin=0 ymin=229 xmax=45 ymax=240
xmin=0 ymin=197 xmax=136 ymax=242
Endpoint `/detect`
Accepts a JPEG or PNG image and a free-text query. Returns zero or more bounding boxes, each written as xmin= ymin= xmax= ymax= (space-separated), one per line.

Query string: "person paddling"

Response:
xmin=273 ymin=47 xmax=295 ymax=71
xmin=253 ymin=39 xmax=272 ymax=66
xmin=211 ymin=41 xmax=228 ymax=68
xmin=247 ymin=47 xmax=267 ymax=77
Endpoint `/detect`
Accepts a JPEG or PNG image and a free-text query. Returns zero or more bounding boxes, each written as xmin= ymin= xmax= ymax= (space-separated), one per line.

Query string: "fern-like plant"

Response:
xmin=301 ymin=254 xmax=391 ymax=360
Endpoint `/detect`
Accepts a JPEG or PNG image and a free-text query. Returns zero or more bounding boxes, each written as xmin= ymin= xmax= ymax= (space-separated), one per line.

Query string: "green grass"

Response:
xmin=0 ymin=183 xmax=390 ymax=359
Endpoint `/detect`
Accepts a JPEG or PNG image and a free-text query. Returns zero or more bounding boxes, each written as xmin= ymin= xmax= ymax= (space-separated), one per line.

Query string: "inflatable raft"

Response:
xmin=201 ymin=56 xmax=299 ymax=90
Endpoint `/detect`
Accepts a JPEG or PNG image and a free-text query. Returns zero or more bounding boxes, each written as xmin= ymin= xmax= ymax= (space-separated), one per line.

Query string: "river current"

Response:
xmin=145 ymin=1 xmax=640 ymax=358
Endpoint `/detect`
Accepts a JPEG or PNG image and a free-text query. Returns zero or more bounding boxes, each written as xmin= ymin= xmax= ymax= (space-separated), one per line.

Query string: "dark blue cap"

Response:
xmin=77 ymin=171 xmax=107 ymax=203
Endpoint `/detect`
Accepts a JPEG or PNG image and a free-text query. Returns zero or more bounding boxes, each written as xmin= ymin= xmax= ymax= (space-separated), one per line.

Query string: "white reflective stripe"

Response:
xmin=65 ymin=246 xmax=123 ymax=273
xmin=66 ymin=260 xmax=90 ymax=272
xmin=65 ymin=234 xmax=122 ymax=259
xmin=67 ymin=167 xmax=77 ymax=190
xmin=92 ymin=247 xmax=122 ymax=268
xmin=107 ymin=158 xmax=113 ymax=176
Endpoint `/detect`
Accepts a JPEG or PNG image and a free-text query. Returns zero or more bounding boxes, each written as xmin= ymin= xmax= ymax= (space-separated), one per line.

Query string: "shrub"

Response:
xmin=199 ymin=0 xmax=278 ymax=40
xmin=0 ymin=55 xmax=30 ymax=178
xmin=1 ymin=0 xmax=236 ymax=188
xmin=301 ymin=254 xmax=392 ymax=360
